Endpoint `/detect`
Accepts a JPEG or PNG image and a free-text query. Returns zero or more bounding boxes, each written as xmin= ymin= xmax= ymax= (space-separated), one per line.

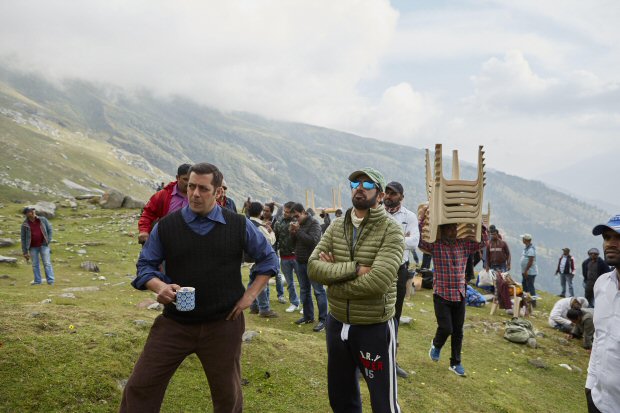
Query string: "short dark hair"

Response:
xmin=335 ymin=208 xmax=343 ymax=216
xmin=284 ymin=201 xmax=296 ymax=210
xmin=177 ymin=163 xmax=192 ymax=176
xmin=188 ymin=163 xmax=223 ymax=188
xmin=264 ymin=202 xmax=275 ymax=213
xmin=248 ymin=202 xmax=263 ymax=218
xmin=291 ymin=203 xmax=305 ymax=214
xmin=566 ymin=308 xmax=582 ymax=322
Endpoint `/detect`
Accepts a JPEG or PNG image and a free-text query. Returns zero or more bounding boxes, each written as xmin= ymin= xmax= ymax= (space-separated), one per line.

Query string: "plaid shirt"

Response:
xmin=419 ymin=226 xmax=488 ymax=302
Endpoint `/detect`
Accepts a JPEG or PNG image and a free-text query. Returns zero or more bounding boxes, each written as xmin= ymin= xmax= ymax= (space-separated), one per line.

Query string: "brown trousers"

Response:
xmin=120 ymin=313 xmax=245 ymax=413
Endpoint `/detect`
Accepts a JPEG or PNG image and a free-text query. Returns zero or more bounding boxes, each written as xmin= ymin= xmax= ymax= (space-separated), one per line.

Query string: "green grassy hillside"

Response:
xmin=0 ymin=202 xmax=591 ymax=412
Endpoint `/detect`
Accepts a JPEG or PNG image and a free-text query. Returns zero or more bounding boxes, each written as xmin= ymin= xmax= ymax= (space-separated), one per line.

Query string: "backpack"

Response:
xmin=243 ymin=220 xmax=264 ymax=263
xmin=504 ymin=318 xmax=536 ymax=344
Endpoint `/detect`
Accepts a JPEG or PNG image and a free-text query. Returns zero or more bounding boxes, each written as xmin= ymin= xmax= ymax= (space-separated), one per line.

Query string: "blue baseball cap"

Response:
xmin=592 ymin=214 xmax=620 ymax=236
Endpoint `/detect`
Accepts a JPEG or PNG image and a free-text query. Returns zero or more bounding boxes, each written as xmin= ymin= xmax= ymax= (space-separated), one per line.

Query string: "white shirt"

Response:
xmin=586 ymin=269 xmax=620 ymax=412
xmin=250 ymin=217 xmax=276 ymax=246
xmin=558 ymin=255 xmax=575 ymax=274
xmin=548 ymin=296 xmax=589 ymax=328
xmin=387 ymin=205 xmax=419 ymax=265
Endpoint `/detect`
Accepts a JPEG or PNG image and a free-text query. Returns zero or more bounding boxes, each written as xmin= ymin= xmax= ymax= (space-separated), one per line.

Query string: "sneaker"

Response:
xmin=299 ymin=308 xmax=304 ymax=314
xmin=395 ymin=363 xmax=409 ymax=378
xmin=249 ymin=306 xmax=259 ymax=315
xmin=30 ymin=281 xmax=42 ymax=286
xmin=285 ymin=304 xmax=299 ymax=313
xmin=429 ymin=340 xmax=441 ymax=362
xmin=449 ymin=364 xmax=466 ymax=377
xmin=259 ymin=310 xmax=279 ymax=318
xmin=277 ymin=296 xmax=286 ymax=304
xmin=312 ymin=321 xmax=326 ymax=332
xmin=295 ymin=317 xmax=314 ymax=325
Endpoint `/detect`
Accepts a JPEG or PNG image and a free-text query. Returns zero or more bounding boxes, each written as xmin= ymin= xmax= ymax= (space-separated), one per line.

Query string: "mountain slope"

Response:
xmin=0 ymin=66 xmax=609 ymax=295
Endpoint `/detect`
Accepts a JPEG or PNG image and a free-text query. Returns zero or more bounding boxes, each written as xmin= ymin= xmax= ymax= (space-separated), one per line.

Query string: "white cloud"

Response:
xmin=0 ymin=0 xmax=400 ymax=122
xmin=354 ymin=82 xmax=440 ymax=144
xmin=0 ymin=0 xmax=619 ymax=187
xmin=467 ymin=50 xmax=620 ymax=115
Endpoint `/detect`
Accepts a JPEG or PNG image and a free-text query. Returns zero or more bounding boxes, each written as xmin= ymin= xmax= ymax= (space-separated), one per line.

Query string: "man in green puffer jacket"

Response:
xmin=309 ymin=167 xmax=404 ymax=413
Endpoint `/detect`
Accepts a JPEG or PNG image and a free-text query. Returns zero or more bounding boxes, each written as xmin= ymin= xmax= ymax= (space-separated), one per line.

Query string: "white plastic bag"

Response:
xmin=477 ymin=269 xmax=495 ymax=287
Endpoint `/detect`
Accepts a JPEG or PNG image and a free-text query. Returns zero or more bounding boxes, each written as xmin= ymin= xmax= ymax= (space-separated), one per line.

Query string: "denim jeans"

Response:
xmin=560 ymin=273 xmax=574 ymax=296
xmin=522 ymin=274 xmax=537 ymax=297
xmin=297 ymin=262 xmax=327 ymax=322
xmin=248 ymin=271 xmax=271 ymax=312
xmin=490 ymin=264 xmax=507 ymax=273
xmin=280 ymin=258 xmax=300 ymax=306
xmin=30 ymin=245 xmax=55 ymax=284
xmin=275 ymin=272 xmax=285 ymax=299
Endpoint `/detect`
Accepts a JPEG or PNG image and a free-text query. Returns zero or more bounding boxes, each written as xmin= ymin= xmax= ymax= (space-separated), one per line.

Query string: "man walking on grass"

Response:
xmin=419 ymin=205 xmax=488 ymax=377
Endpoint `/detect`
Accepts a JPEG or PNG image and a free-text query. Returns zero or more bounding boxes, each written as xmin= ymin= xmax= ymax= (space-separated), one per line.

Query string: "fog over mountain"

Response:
xmin=0 ymin=66 xmax=610 ymax=297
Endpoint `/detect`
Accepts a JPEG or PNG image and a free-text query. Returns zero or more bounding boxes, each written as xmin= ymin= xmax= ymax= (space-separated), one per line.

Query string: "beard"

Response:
xmin=605 ymin=252 xmax=620 ymax=267
xmin=352 ymin=192 xmax=379 ymax=210
xmin=383 ymin=198 xmax=399 ymax=208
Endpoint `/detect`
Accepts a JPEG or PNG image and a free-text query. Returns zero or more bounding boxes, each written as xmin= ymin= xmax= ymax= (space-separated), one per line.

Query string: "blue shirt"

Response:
xmin=133 ymin=205 xmax=279 ymax=290
xmin=520 ymin=244 xmax=538 ymax=276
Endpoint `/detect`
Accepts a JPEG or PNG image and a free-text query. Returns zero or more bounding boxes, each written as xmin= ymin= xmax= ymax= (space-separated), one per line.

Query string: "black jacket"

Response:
xmin=292 ymin=217 xmax=322 ymax=264
xmin=581 ymin=257 xmax=611 ymax=283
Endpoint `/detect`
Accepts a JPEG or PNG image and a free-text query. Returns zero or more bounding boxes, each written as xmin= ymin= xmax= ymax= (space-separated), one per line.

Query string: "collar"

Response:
xmin=250 ymin=216 xmax=262 ymax=224
xmin=181 ymin=204 xmax=226 ymax=224
xmin=171 ymin=183 xmax=184 ymax=198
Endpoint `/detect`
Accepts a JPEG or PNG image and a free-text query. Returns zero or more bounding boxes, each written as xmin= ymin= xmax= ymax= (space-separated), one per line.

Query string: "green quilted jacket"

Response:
xmin=308 ymin=206 xmax=404 ymax=325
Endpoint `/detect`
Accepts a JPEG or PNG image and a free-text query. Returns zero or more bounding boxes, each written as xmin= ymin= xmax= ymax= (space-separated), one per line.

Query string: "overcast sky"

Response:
xmin=1 ymin=0 xmax=618 ymax=206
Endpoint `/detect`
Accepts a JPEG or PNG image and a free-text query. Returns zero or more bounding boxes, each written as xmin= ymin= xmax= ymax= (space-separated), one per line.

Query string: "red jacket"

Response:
xmin=138 ymin=181 xmax=176 ymax=234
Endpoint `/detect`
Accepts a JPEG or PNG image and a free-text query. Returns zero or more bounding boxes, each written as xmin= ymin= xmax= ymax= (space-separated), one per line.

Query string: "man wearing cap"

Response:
xmin=581 ymin=248 xmax=611 ymax=307
xmin=586 ymin=214 xmax=620 ymax=413
xmin=384 ymin=180 xmax=419 ymax=379
xmin=520 ymin=233 xmax=538 ymax=306
xmin=20 ymin=207 xmax=55 ymax=285
xmin=309 ymin=167 xmax=404 ymax=413
xmin=485 ymin=225 xmax=511 ymax=273
xmin=555 ymin=248 xmax=576 ymax=298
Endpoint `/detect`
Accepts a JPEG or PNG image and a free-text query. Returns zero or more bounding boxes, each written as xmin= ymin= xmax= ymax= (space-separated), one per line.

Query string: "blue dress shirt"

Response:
xmin=133 ymin=205 xmax=278 ymax=290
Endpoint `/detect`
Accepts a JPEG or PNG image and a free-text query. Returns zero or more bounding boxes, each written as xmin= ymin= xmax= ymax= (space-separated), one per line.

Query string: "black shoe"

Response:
xmin=295 ymin=317 xmax=314 ymax=325
xmin=249 ymin=306 xmax=259 ymax=314
xmin=557 ymin=294 xmax=565 ymax=298
xmin=259 ymin=309 xmax=278 ymax=318
xmin=313 ymin=321 xmax=326 ymax=332
xmin=395 ymin=363 xmax=409 ymax=378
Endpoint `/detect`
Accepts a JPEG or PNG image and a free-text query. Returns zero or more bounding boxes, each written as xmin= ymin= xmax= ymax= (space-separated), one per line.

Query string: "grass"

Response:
xmin=0 ymin=201 xmax=591 ymax=412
